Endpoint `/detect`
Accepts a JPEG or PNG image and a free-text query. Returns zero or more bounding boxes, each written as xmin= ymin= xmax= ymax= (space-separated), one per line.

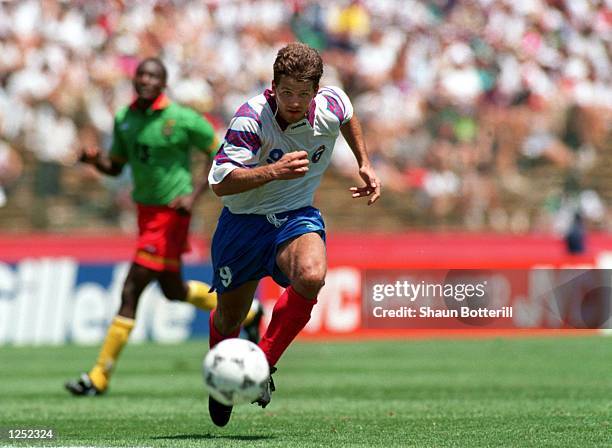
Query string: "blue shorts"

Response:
xmin=210 ymin=206 xmax=326 ymax=294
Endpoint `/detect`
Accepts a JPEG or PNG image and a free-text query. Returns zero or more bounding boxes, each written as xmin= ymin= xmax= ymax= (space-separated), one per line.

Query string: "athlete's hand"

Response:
xmin=168 ymin=194 xmax=195 ymax=215
xmin=272 ymin=151 xmax=309 ymax=180
xmin=79 ymin=147 xmax=101 ymax=165
xmin=350 ymin=164 xmax=381 ymax=205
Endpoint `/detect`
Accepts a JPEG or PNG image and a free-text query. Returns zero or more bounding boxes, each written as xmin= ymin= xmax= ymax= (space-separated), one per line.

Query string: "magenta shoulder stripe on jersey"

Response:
xmin=214 ymin=157 xmax=257 ymax=169
xmin=235 ymin=102 xmax=261 ymax=126
xmin=214 ymin=152 xmax=258 ymax=169
xmin=322 ymin=94 xmax=345 ymax=123
xmin=264 ymin=89 xmax=277 ymax=113
xmin=224 ymin=129 xmax=261 ymax=155
xmin=320 ymin=87 xmax=347 ymax=115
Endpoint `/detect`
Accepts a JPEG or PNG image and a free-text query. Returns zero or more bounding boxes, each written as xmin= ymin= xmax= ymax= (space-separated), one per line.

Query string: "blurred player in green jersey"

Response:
xmin=65 ymin=58 xmax=262 ymax=396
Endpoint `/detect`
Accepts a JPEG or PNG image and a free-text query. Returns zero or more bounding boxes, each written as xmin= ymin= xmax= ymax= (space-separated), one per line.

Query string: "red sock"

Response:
xmin=258 ymin=286 xmax=317 ymax=367
xmin=209 ymin=309 xmax=240 ymax=348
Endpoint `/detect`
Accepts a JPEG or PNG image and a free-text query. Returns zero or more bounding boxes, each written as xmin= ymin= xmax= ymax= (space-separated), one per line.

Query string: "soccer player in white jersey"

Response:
xmin=206 ymin=42 xmax=381 ymax=426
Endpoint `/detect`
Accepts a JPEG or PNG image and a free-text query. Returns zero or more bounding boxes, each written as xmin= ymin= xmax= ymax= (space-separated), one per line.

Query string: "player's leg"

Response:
xmin=276 ymin=232 xmax=326 ymax=299
xmin=258 ymin=232 xmax=325 ymax=364
xmin=206 ymin=207 xmax=274 ymax=425
xmin=210 ymin=280 xmax=259 ymax=344
xmin=254 ymin=233 xmax=325 ymax=407
xmin=157 ymin=272 xmax=264 ymax=342
xmin=117 ymin=263 xmax=158 ymax=318
xmin=158 ymin=273 xmax=216 ymax=307
xmin=65 ymin=263 xmax=157 ymax=395
xmin=207 ymin=280 xmax=259 ymax=427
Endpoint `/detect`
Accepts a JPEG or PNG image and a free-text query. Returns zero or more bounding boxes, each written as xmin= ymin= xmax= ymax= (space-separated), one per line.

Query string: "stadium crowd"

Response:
xmin=0 ymin=0 xmax=611 ymax=232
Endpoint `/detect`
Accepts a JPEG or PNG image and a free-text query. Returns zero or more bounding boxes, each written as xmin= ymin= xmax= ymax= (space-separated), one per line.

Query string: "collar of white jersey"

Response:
xmin=264 ymin=89 xmax=316 ymax=133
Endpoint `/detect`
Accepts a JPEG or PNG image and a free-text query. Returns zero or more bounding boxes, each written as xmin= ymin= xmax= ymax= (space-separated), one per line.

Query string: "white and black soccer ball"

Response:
xmin=203 ymin=338 xmax=270 ymax=406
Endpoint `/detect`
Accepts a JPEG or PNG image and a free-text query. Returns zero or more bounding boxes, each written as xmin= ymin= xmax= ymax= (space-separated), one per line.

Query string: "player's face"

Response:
xmin=133 ymin=61 xmax=166 ymax=100
xmin=272 ymin=76 xmax=317 ymax=124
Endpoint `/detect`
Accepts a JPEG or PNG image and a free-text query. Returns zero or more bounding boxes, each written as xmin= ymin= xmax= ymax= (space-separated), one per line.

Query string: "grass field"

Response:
xmin=1 ymin=336 xmax=611 ymax=448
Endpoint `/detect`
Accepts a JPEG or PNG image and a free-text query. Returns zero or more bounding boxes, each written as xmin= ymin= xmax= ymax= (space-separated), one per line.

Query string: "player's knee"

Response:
xmin=294 ymin=263 xmax=326 ymax=295
xmin=160 ymin=286 xmax=186 ymax=302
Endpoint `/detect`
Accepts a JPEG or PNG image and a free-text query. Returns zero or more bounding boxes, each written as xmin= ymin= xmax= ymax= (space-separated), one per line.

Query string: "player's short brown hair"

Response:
xmin=273 ymin=43 xmax=323 ymax=87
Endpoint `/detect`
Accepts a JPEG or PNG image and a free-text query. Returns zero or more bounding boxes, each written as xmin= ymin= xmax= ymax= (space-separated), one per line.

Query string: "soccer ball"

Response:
xmin=203 ymin=338 xmax=270 ymax=406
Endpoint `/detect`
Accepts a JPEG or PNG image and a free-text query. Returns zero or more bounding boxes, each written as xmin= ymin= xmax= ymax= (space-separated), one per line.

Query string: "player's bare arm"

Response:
xmin=340 ymin=114 xmax=381 ymax=205
xmin=168 ymin=160 xmax=211 ymax=214
xmin=211 ymin=151 xmax=309 ymax=197
xmin=169 ymin=154 xmax=214 ymax=214
xmin=79 ymin=147 xmax=124 ymax=176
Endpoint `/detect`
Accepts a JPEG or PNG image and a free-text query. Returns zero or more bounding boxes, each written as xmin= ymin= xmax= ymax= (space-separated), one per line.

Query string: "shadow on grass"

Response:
xmin=153 ymin=433 xmax=274 ymax=441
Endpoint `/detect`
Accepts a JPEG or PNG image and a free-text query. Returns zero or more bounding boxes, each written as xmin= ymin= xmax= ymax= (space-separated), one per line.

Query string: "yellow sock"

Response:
xmin=88 ymin=316 xmax=135 ymax=391
xmin=186 ymin=280 xmax=217 ymax=310
xmin=243 ymin=306 xmax=258 ymax=326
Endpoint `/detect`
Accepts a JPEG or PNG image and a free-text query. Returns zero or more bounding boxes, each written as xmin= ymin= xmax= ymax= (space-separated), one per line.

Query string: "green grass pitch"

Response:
xmin=0 ymin=336 xmax=610 ymax=447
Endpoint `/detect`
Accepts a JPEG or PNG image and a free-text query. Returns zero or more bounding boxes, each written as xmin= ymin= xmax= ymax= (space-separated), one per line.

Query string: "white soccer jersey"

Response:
xmin=208 ymin=86 xmax=354 ymax=214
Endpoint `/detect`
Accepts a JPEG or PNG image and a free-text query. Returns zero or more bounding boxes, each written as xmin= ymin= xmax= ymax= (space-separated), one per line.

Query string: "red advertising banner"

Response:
xmin=257 ymin=233 xmax=612 ymax=338
xmin=3 ymin=233 xmax=612 ymax=340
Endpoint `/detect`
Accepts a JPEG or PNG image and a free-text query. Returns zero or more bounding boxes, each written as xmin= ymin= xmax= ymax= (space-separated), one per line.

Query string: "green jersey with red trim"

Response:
xmin=110 ymin=94 xmax=216 ymax=205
